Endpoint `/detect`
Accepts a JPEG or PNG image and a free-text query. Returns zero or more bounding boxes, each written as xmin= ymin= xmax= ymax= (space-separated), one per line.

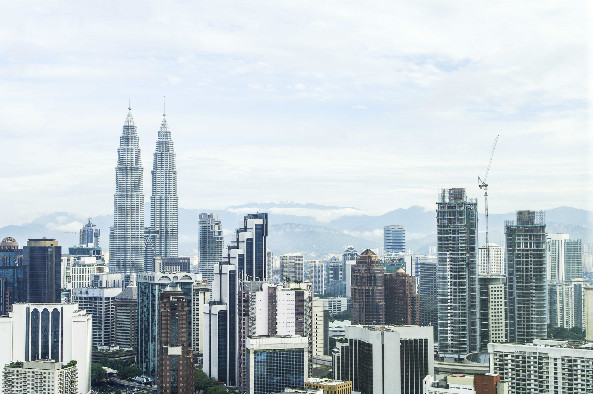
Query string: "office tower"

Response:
xmin=0 ymin=303 xmax=92 ymax=394
xmin=151 ymin=112 xmax=178 ymax=261
xmin=548 ymin=282 xmax=576 ymax=328
xmin=478 ymin=243 xmax=504 ymax=275
xmin=305 ymin=378 xmax=353 ymax=393
xmin=110 ymin=107 xmax=145 ymax=275
xmin=325 ymin=256 xmax=345 ymax=297
xmin=384 ymin=225 xmax=405 ymax=253
xmin=547 ymin=234 xmax=570 ymax=282
xmin=154 ymin=256 xmax=190 ymax=273
xmin=114 ymin=285 xmax=138 ymax=349
xmin=3 ymin=360 xmax=78 ymax=394
xmin=384 ymin=269 xmax=420 ymax=325
xmin=245 ymin=336 xmax=308 ymax=394
xmin=79 ymin=219 xmax=100 ymax=248
xmin=137 ymin=272 xmax=203 ymax=378
xmin=351 ymin=249 xmax=385 ymax=325
xmin=324 ymin=297 xmax=348 ymax=315
xmin=585 ymin=286 xmax=593 ymax=341
xmin=436 ymin=188 xmax=478 ymax=357
xmin=572 ymin=279 xmax=586 ymax=330
xmin=413 ymin=255 xmax=438 ymax=328
xmin=565 ymin=239 xmax=583 ymax=281
xmin=198 ymin=213 xmax=224 ymax=284
xmin=143 ymin=226 xmax=159 ymax=272
xmin=69 ymin=257 xmax=108 ymax=289
xmin=0 ymin=237 xmax=24 ymax=316
xmin=477 ymin=275 xmax=506 ymax=351
xmin=333 ymin=325 xmax=434 ymax=394
xmin=192 ymin=284 xmax=210 ymax=354
xmin=489 ymin=340 xmax=593 ymax=394
xmin=505 ymin=210 xmax=547 ymax=344
xmin=236 ymin=281 xmax=313 ymax=392
xmin=72 ymin=287 xmax=122 ymax=347
xmin=343 ymin=247 xmax=358 ymax=298
xmin=382 ymin=252 xmax=407 ymax=273
xmin=312 ymin=298 xmax=329 ymax=357
xmin=309 ymin=260 xmax=325 ymax=295
xmin=281 ymin=253 xmax=304 ymax=282
xmin=158 ymin=284 xmax=194 ymax=394
xmin=232 ymin=213 xmax=269 ymax=281
xmin=23 ymin=238 xmax=61 ymax=304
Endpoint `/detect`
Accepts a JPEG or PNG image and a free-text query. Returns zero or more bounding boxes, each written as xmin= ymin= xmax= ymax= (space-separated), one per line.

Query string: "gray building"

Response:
xmin=505 ymin=210 xmax=547 ymax=344
xmin=137 ymin=272 xmax=203 ymax=378
xmin=109 ymin=107 xmax=145 ymax=275
xmin=436 ymin=188 xmax=479 ymax=357
xmin=198 ymin=213 xmax=224 ymax=284
xmin=384 ymin=225 xmax=405 ymax=253
xmin=150 ymin=112 xmax=178 ymax=260
xmin=413 ymin=255 xmax=438 ymax=328
xmin=114 ymin=285 xmax=138 ymax=349
xmin=23 ymin=238 xmax=61 ymax=304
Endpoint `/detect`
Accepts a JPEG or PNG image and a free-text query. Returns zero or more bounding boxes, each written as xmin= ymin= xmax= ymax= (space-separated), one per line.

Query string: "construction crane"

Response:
xmin=478 ymin=134 xmax=499 ymax=275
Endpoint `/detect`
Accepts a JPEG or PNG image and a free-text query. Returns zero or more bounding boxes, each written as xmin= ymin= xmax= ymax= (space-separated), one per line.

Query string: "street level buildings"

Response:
xmin=109 ymin=108 xmax=145 ymax=275
xmin=333 ymin=325 xmax=434 ymax=394
xmin=436 ymin=188 xmax=479 ymax=357
xmin=489 ymin=340 xmax=593 ymax=394
xmin=505 ymin=210 xmax=547 ymax=344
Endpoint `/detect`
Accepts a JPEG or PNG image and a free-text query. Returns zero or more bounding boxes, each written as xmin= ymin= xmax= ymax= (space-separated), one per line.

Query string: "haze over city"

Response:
xmin=0 ymin=1 xmax=591 ymax=227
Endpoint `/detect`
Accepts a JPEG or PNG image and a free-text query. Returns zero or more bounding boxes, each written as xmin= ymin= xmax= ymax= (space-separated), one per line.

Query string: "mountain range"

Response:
xmin=1 ymin=203 xmax=591 ymax=259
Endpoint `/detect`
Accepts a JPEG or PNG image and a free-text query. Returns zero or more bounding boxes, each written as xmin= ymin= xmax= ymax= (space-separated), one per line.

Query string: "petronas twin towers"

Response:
xmin=109 ymin=104 xmax=178 ymax=274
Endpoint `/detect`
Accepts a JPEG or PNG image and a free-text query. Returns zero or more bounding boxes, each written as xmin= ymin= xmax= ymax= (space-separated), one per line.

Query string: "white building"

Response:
xmin=324 ymin=297 xmax=348 ymax=315
xmin=477 ymin=243 xmax=503 ymax=275
xmin=3 ymin=360 xmax=78 ymax=394
xmin=69 ymin=257 xmax=108 ymax=289
xmin=546 ymin=234 xmax=570 ymax=282
xmin=71 ymin=287 xmax=122 ymax=347
xmin=344 ymin=260 xmax=356 ymax=298
xmin=333 ymin=325 xmax=434 ymax=394
xmin=586 ymin=286 xmax=593 ymax=341
xmin=245 ymin=336 xmax=309 ymax=394
xmin=0 ymin=303 xmax=92 ymax=394
xmin=192 ymin=283 xmax=210 ymax=354
xmin=312 ymin=298 xmax=328 ymax=357
xmin=489 ymin=340 xmax=593 ymax=393
xmin=423 ymin=375 xmax=475 ymax=393
xmin=281 ymin=253 xmax=304 ymax=282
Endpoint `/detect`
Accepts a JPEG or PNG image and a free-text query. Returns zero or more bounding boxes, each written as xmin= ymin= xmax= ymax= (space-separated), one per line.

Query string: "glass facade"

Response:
xmin=0 ymin=247 xmax=24 ymax=315
xmin=23 ymin=242 xmax=61 ymax=304
xmin=251 ymin=349 xmax=304 ymax=394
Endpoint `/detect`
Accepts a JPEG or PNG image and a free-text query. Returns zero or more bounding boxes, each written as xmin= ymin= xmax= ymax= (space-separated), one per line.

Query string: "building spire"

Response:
xmin=163 ymin=96 xmax=166 ymax=117
xmin=128 ymin=98 xmax=131 ymax=111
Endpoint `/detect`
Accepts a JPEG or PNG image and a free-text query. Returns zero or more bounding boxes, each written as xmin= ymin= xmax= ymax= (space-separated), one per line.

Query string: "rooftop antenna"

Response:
xmin=128 ymin=98 xmax=131 ymax=111
xmin=163 ymin=95 xmax=166 ymax=117
xmin=478 ymin=134 xmax=499 ymax=275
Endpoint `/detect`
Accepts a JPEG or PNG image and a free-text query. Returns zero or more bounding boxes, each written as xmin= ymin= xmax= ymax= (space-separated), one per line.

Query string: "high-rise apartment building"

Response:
xmin=150 ymin=113 xmax=178 ymax=260
xmin=114 ymin=285 xmax=138 ymax=350
xmin=505 ymin=210 xmax=547 ymax=344
xmin=246 ymin=336 xmax=309 ymax=394
xmin=0 ymin=303 xmax=92 ymax=394
xmin=2 ymin=360 xmax=78 ymax=394
xmin=343 ymin=247 xmax=358 ymax=298
xmin=110 ymin=108 xmax=145 ymax=275
xmin=157 ymin=284 xmax=194 ymax=394
xmin=72 ymin=287 xmax=122 ymax=347
xmin=436 ymin=188 xmax=478 ymax=357
xmin=333 ymin=325 xmax=434 ymax=394
xmin=351 ymin=249 xmax=385 ymax=325
xmin=69 ymin=257 xmax=108 ymax=289
xmin=477 ymin=275 xmax=506 ymax=351
xmin=384 ymin=225 xmax=405 ymax=253
xmin=23 ymin=238 xmax=61 ymax=304
xmin=413 ymin=255 xmax=438 ymax=328
xmin=198 ymin=213 xmax=224 ymax=284
xmin=281 ymin=253 xmax=304 ymax=282
xmin=478 ymin=243 xmax=504 ymax=275
xmin=489 ymin=340 xmax=593 ymax=394
xmin=384 ymin=269 xmax=420 ymax=325
xmin=137 ymin=272 xmax=203 ymax=378
xmin=585 ymin=286 xmax=593 ymax=341
xmin=309 ymin=260 xmax=325 ymax=295
xmin=0 ymin=237 xmax=24 ymax=316
xmin=312 ymin=298 xmax=329 ymax=357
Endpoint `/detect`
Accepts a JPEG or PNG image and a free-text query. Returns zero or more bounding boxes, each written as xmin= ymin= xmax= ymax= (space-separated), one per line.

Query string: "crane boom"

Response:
xmin=479 ymin=135 xmax=499 ymax=275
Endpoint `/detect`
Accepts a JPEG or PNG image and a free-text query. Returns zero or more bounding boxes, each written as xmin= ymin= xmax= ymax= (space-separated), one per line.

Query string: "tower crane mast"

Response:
xmin=478 ymin=135 xmax=499 ymax=275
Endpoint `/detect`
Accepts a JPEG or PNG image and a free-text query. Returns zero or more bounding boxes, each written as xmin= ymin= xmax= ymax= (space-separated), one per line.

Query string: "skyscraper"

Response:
xmin=110 ymin=107 xmax=145 ymax=275
xmin=436 ymin=188 xmax=478 ymax=357
xmin=79 ymin=219 xmax=100 ymax=248
xmin=351 ymin=249 xmax=385 ymax=325
xmin=384 ymin=225 xmax=406 ymax=253
xmin=158 ymin=284 xmax=194 ymax=394
xmin=505 ymin=210 xmax=547 ymax=344
xmin=384 ymin=269 xmax=420 ymax=325
xmin=478 ymin=243 xmax=504 ymax=275
xmin=23 ymin=238 xmax=61 ymax=304
xmin=198 ymin=213 xmax=224 ymax=284
xmin=0 ymin=237 xmax=24 ymax=316
xmin=413 ymin=255 xmax=438 ymax=328
xmin=150 ymin=111 xmax=178 ymax=260
xmin=281 ymin=253 xmax=304 ymax=282
xmin=477 ymin=274 xmax=506 ymax=351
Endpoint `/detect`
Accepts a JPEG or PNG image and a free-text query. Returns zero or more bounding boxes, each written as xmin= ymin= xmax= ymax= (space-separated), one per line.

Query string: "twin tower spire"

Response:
xmin=109 ymin=101 xmax=179 ymax=275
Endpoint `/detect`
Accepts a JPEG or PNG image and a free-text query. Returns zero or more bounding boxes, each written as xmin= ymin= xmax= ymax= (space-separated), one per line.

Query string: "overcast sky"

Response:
xmin=0 ymin=0 xmax=591 ymax=226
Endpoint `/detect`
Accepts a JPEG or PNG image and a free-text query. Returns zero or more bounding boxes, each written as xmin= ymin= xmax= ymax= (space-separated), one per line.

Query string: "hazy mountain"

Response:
xmin=1 ymin=204 xmax=590 ymax=258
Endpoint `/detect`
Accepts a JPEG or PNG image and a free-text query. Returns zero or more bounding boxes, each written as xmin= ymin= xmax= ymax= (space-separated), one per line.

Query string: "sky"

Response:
xmin=0 ymin=0 xmax=591 ymax=227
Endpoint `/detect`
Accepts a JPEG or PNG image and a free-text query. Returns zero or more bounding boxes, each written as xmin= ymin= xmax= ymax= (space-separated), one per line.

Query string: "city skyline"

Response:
xmin=0 ymin=1 xmax=590 ymax=227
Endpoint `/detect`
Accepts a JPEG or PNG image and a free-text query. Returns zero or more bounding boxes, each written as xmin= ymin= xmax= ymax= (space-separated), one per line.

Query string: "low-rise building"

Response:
xmin=2 ymin=360 xmax=78 ymax=394
xmin=305 ymin=377 xmax=352 ymax=393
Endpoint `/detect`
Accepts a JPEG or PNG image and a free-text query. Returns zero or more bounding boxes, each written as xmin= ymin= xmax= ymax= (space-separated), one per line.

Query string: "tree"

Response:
xmin=195 ymin=368 xmax=221 ymax=392
xmin=118 ymin=365 xmax=142 ymax=380
xmin=91 ymin=363 xmax=107 ymax=382
xmin=207 ymin=386 xmax=230 ymax=394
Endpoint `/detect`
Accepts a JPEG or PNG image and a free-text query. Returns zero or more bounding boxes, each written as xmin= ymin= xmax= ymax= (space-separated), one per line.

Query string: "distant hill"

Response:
xmin=0 ymin=203 xmax=590 ymax=258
